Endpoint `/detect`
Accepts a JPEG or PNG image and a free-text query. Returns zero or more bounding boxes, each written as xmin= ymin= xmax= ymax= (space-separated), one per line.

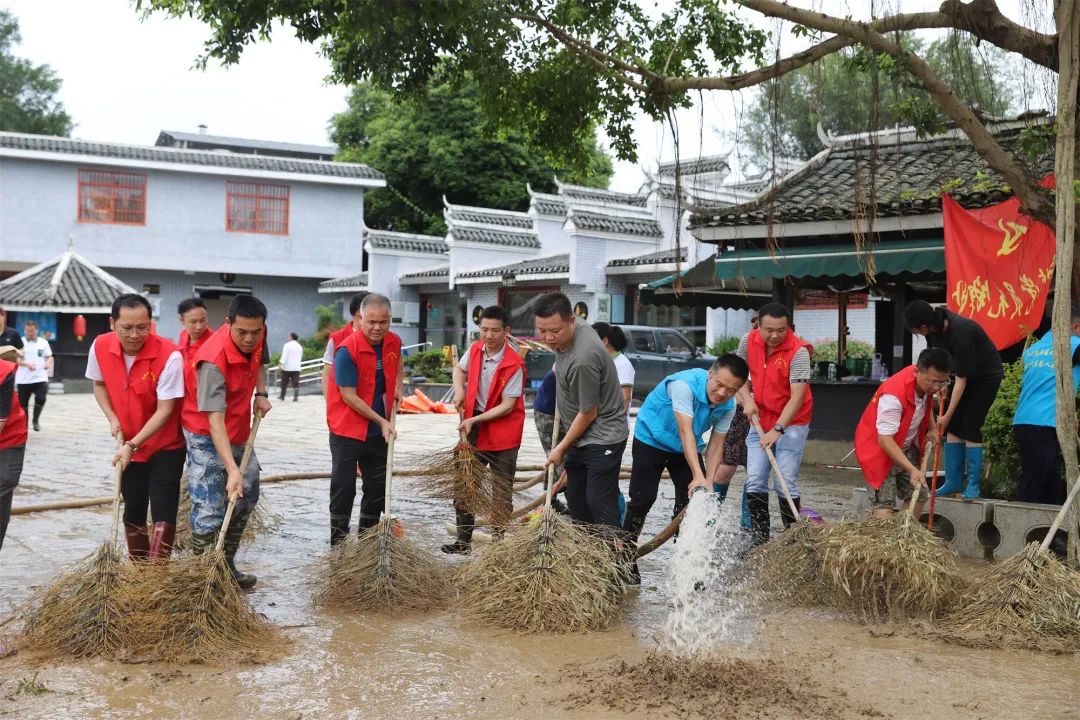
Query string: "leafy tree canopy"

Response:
xmin=0 ymin=10 xmax=73 ymax=136
xmin=330 ymin=73 xmax=612 ymax=235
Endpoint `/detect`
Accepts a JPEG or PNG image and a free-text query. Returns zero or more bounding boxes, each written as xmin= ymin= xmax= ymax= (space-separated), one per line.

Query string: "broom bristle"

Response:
xmin=174 ymin=475 xmax=279 ymax=550
xmin=405 ymin=442 xmax=498 ymax=518
xmin=455 ymin=512 xmax=625 ymax=633
xmin=751 ymin=521 xmax=835 ymax=607
xmin=818 ymin=512 xmax=964 ymax=620
xmin=938 ymin=542 xmax=1080 ymax=652
xmin=312 ymin=520 xmax=447 ymax=614
xmin=14 ymin=543 xmax=130 ymax=659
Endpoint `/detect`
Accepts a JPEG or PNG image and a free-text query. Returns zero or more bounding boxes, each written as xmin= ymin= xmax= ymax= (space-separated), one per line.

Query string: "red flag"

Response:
xmin=943 ymin=180 xmax=1056 ymax=350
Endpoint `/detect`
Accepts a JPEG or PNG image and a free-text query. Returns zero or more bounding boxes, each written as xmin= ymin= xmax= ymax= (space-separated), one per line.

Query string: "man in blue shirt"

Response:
xmin=1012 ymin=303 xmax=1080 ymax=505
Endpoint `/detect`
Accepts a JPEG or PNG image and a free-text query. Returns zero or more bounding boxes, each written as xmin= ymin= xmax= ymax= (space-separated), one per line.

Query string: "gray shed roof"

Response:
xmin=448 ymin=226 xmax=541 ymax=249
xmin=457 ymin=254 xmax=570 ymax=280
xmin=607 ymin=246 xmax=687 ymax=267
xmin=366 ymin=229 xmax=447 ymax=254
xmin=399 ymin=265 xmax=451 ymax=283
xmin=444 ymin=201 xmax=534 ymax=229
xmin=0 ymin=250 xmax=137 ymax=312
xmin=528 ymin=189 xmax=568 ymax=217
xmin=156 ymin=130 xmax=338 ymax=159
xmin=568 ymin=209 xmax=663 ymax=238
xmin=318 ymin=272 xmax=368 ymax=293
xmin=0 ymin=131 xmax=383 ymax=183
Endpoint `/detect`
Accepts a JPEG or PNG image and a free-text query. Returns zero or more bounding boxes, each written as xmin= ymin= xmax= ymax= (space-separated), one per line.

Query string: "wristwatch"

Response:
xmin=124 ymin=440 xmax=139 ymax=452
xmin=773 ymin=423 xmax=786 ymax=435
xmin=254 ymin=392 xmax=269 ymax=398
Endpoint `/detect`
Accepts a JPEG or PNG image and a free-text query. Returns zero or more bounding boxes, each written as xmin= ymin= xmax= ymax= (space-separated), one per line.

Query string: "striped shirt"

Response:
xmin=736 ymin=333 xmax=813 ymax=383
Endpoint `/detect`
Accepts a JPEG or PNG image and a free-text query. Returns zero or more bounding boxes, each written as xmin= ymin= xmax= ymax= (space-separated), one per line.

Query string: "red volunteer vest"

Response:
xmin=463 ymin=341 xmax=525 ymax=452
xmin=94 ymin=333 xmax=184 ymax=460
xmin=324 ymin=324 xmax=356 ymax=431
xmin=854 ymin=366 xmax=931 ymax=490
xmin=327 ymin=330 xmax=401 ymax=441
xmin=746 ymin=328 xmax=814 ymax=430
xmin=182 ymin=324 xmax=264 ymax=445
xmin=180 ymin=327 xmax=214 ymax=423
xmin=0 ymin=360 xmax=28 ymax=449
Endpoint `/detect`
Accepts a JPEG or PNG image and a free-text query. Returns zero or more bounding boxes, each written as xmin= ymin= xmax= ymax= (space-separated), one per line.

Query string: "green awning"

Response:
xmin=711 ymin=239 xmax=944 ymax=282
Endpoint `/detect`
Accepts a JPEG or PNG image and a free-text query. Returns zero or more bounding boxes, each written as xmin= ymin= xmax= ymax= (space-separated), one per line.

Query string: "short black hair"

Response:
xmin=533 ymin=292 xmax=573 ymax=320
xmin=177 ymin=297 xmax=206 ymax=316
xmin=917 ymin=348 xmax=954 ymax=374
xmin=227 ymin=295 xmax=268 ymax=323
xmin=757 ymin=302 xmax=792 ymax=324
xmin=480 ymin=305 xmax=511 ymax=327
xmin=112 ymin=293 xmax=153 ymax=320
xmin=904 ymin=300 xmax=944 ymax=332
xmin=348 ymin=292 xmax=370 ymax=317
xmin=289 ymin=332 xmax=299 ymax=341
xmin=592 ymin=322 xmax=627 ymax=352
xmin=712 ymin=353 xmax=750 ymax=383
xmin=1071 ymin=303 xmax=1080 ymax=324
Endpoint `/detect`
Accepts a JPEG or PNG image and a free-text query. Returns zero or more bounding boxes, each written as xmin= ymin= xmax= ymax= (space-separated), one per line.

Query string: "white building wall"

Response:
xmin=705 ymin=308 xmax=756 ymax=346
xmin=463 ymin=286 xmax=502 ymax=335
xmin=534 ymin=216 xmax=574 ymax=255
xmin=793 ymin=303 xmax=876 ymax=346
xmin=448 ymin=244 xmax=536 ymax=288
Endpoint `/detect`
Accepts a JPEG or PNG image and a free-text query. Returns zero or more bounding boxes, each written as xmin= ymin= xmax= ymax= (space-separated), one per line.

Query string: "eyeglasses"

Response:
xmin=115 ymin=325 xmax=151 ymax=336
xmin=925 ymin=378 xmax=951 ymax=389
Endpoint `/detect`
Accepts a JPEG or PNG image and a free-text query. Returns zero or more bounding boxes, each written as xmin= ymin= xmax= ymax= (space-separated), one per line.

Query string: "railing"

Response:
xmin=268 ymin=357 xmax=325 ymax=387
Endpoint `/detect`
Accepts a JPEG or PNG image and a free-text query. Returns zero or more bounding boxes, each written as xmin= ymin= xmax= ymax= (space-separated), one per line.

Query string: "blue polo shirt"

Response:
xmin=1013 ymin=331 xmax=1080 ymax=427
xmin=335 ymin=342 xmax=386 ymax=438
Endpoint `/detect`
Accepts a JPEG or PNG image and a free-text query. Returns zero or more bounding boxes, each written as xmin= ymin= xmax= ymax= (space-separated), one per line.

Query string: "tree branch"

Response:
xmin=939 ymin=0 xmax=1057 ymax=71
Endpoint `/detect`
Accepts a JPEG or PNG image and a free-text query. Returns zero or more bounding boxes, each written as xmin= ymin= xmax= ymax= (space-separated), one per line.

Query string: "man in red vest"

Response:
xmin=85 ymin=294 xmax=186 ymax=561
xmin=855 ymin=349 xmax=952 ymax=519
xmin=178 ymin=297 xmax=213 ymax=421
xmin=322 ymin=292 xmax=367 ymax=426
xmin=736 ymin=303 xmax=814 ymax=544
xmin=329 ymin=293 xmax=404 ymax=545
xmin=442 ymin=306 xmax=525 ymax=554
xmin=0 ymin=345 xmax=27 ymax=553
xmin=182 ymin=295 xmax=272 ymax=588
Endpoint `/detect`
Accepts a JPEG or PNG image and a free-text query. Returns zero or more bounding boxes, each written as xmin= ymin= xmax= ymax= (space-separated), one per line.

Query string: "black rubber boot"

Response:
xmin=357 ymin=513 xmax=380 ymax=534
xmin=747 ymin=492 xmax=771 ymax=546
xmin=330 ymin=516 xmax=350 ymax=546
xmin=778 ymin=496 xmax=802 ymax=530
xmin=442 ymin=510 xmax=474 ymax=555
xmin=223 ymin=520 xmax=257 ymax=589
xmin=620 ymin=510 xmax=648 ymax=586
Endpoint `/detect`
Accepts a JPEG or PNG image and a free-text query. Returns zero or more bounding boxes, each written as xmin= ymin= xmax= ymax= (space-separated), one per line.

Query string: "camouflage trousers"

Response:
xmin=183 ymin=429 xmax=261 ymax=536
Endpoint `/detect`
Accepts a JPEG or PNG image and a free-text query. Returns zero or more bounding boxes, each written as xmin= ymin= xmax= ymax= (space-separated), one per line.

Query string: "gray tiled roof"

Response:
xmin=530 ymin=193 xmax=568 ymax=217
xmin=446 ymin=205 xmax=533 ymax=229
xmin=458 ymin=254 xmax=570 ymax=279
xmin=400 ymin=265 xmax=450 ymax=280
xmin=559 ymin=183 xmax=649 ymax=207
xmin=0 ymin=131 xmax=383 ymax=182
xmin=569 ymin=209 xmax=663 ymax=238
xmin=690 ymin=123 xmax=1054 ymax=229
xmin=607 ymin=246 xmax=687 ymax=267
xmin=318 ymin=272 xmax=368 ymax=290
xmin=156 ymin=130 xmax=337 ymax=158
xmin=449 ymin=226 xmax=541 ymax=249
xmin=658 ymin=152 xmax=731 ymax=176
xmin=0 ymin=251 xmax=136 ymax=311
xmin=365 ymin=230 xmax=447 ymax=254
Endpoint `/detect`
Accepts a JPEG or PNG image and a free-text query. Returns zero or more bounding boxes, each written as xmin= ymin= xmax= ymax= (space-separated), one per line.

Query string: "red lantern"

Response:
xmin=73 ymin=314 xmax=87 ymax=341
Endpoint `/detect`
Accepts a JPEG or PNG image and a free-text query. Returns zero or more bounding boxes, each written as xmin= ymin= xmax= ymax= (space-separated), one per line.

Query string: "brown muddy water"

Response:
xmin=1 ymin=405 xmax=1078 ymax=719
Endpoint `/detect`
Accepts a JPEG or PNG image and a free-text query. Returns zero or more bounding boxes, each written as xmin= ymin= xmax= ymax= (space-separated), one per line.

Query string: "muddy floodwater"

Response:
xmin=2 ymin=396 xmax=1079 ymax=719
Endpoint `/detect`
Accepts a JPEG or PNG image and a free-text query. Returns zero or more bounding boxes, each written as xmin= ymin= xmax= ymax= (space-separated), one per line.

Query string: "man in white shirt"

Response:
xmin=279 ymin=332 xmax=304 ymax=402
xmin=15 ymin=319 xmax=53 ymax=432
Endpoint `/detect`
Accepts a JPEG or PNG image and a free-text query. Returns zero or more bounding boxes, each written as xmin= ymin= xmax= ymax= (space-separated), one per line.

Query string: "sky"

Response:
xmin=2 ymin=0 xmax=1043 ymax=193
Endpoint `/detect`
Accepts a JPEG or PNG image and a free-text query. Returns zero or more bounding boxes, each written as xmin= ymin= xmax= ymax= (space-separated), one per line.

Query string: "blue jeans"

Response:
xmin=744 ymin=424 xmax=809 ymax=498
xmin=184 ymin=429 xmax=260 ymax=536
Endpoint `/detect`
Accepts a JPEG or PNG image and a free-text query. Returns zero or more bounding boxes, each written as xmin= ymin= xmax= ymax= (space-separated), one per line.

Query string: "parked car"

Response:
xmin=521 ymin=324 xmax=715 ymax=400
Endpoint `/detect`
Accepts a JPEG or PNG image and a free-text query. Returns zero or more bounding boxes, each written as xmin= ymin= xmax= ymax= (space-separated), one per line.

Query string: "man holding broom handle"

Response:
xmin=443 ymin=305 xmax=525 ymax=554
xmin=329 ymin=293 xmax=403 ymax=545
xmin=321 ymin=292 xmax=368 ymax=398
xmin=182 ymin=295 xmax=272 ymax=588
xmin=854 ymin=349 xmax=953 ymax=519
xmin=86 ymin=294 xmax=186 ymax=562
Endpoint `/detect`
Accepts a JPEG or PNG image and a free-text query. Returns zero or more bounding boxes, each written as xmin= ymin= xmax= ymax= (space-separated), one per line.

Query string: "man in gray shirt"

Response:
xmin=534 ymin=292 xmax=628 ymax=528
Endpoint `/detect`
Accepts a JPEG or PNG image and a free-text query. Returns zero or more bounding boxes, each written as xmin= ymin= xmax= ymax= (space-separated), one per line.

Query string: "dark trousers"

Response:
xmin=329 ymin=431 xmax=388 ymax=539
xmin=563 ymin=439 xmax=626 ymax=528
xmin=0 ymin=445 xmax=26 ymax=552
xmin=279 ymin=370 xmax=300 ymax=400
xmin=458 ymin=428 xmax=519 ymax=530
xmin=1014 ymin=424 xmax=1066 ymax=504
xmin=121 ymin=447 xmax=185 ymax=527
xmin=17 ymin=382 xmax=47 ymax=423
xmin=626 ymin=438 xmax=702 ymax=527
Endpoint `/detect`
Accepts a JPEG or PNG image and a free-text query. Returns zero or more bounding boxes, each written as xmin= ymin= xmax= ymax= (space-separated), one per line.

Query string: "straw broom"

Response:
xmin=174 ymin=472 xmax=280 ymax=551
xmin=312 ymin=401 xmax=447 ymax=613
xmin=406 ymin=428 xmax=497 ymax=519
xmin=938 ymin=476 xmax=1080 ymax=652
xmin=14 ymin=437 xmax=132 ymax=659
xmin=120 ymin=412 xmax=281 ymax=664
xmin=455 ymin=407 xmax=626 ymax=632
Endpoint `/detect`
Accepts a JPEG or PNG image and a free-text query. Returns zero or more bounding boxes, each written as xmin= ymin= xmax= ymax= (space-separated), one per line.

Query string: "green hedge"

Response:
xmin=982 ymin=358 xmax=1023 ymax=500
xmin=810 ymin=338 xmax=875 ymax=362
xmin=404 ymin=348 xmax=452 ymax=383
xmin=707 ymin=336 xmax=741 ymax=356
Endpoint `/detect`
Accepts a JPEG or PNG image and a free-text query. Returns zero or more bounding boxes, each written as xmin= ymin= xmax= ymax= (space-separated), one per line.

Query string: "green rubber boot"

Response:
xmin=223 ymin=521 xmax=257 ymax=589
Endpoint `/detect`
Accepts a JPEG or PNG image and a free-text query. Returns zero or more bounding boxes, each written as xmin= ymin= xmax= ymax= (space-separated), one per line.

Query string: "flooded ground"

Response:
xmin=2 ymin=395 xmax=1078 ymax=719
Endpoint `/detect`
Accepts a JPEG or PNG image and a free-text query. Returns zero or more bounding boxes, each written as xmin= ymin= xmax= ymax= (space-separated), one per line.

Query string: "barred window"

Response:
xmin=226 ymin=181 xmax=289 ymax=235
xmin=78 ymin=170 xmax=147 ymax=225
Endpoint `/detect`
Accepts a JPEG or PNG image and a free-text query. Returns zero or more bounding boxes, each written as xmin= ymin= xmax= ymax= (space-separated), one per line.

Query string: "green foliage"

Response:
xmin=743 ymin=34 xmax=1015 ymax=161
xmin=0 ymin=11 xmax=73 ymax=135
xmin=706 ymin=335 xmax=740 ymax=356
xmin=810 ymin=339 xmax=875 ymax=363
xmin=982 ymin=358 xmax=1024 ymax=500
xmin=331 ymin=73 xmax=612 ymax=234
xmin=404 ymin=348 xmax=452 ymax=383
xmin=316 ymin=301 xmax=343 ymax=334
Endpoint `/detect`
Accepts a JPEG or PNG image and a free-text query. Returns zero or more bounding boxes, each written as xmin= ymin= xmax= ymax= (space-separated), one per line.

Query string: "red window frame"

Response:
xmin=225 ymin=181 xmax=290 ymax=235
xmin=77 ymin=169 xmax=147 ymax=225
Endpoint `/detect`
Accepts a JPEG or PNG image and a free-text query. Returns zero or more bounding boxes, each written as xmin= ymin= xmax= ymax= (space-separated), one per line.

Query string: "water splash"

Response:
xmin=665 ymin=491 xmax=756 ymax=654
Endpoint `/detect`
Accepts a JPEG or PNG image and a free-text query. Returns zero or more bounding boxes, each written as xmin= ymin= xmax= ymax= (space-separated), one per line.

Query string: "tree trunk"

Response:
xmin=1051 ymin=0 xmax=1079 ymax=566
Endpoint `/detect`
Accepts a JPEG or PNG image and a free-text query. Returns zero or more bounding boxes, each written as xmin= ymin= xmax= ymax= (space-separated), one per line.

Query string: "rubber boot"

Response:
xmin=123 ymin=522 xmax=150 ymax=562
xmin=357 ymin=513 xmax=380 ymax=533
xmin=223 ymin=520 xmax=257 ymax=589
xmin=962 ymin=445 xmax=983 ymax=499
xmin=148 ymin=521 xmax=175 ymax=562
xmin=330 ymin=516 xmax=350 ymax=546
xmin=746 ymin=492 xmax=771 ymax=545
xmin=778 ymin=496 xmax=801 ymax=529
xmin=32 ymin=403 xmax=43 ymax=432
xmin=711 ymin=482 xmax=730 ymax=502
xmin=740 ymin=488 xmax=751 ymax=531
xmin=937 ymin=442 xmax=967 ymax=496
xmin=618 ymin=492 xmax=627 ymax=525
xmin=620 ymin=510 xmax=649 ymax=586
xmin=442 ymin=510 xmax=474 ymax=555
xmin=293 ymin=387 xmax=299 ymax=402
xmin=189 ymin=531 xmax=214 ymax=556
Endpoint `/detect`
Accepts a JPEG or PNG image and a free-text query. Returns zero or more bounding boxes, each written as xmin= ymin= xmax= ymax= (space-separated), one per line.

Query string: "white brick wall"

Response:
xmin=794 ymin=302 xmax=876 ymax=346
xmin=465 ymin=287 xmax=501 ymax=332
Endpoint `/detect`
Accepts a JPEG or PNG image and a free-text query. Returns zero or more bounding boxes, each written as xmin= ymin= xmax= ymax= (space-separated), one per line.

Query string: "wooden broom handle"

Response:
xmin=750 ymin=416 xmax=801 ymax=521
xmin=543 ymin=404 xmax=561 ymax=512
xmin=911 ymin=440 xmax=935 ymax=517
xmin=383 ymin=399 xmax=401 ymax=519
xmin=215 ymin=411 xmax=263 ymax=552
xmin=1040 ymin=466 xmax=1080 ymax=552
xmin=108 ymin=432 xmax=125 ymax=544
xmin=636 ymin=507 xmax=687 ymax=558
